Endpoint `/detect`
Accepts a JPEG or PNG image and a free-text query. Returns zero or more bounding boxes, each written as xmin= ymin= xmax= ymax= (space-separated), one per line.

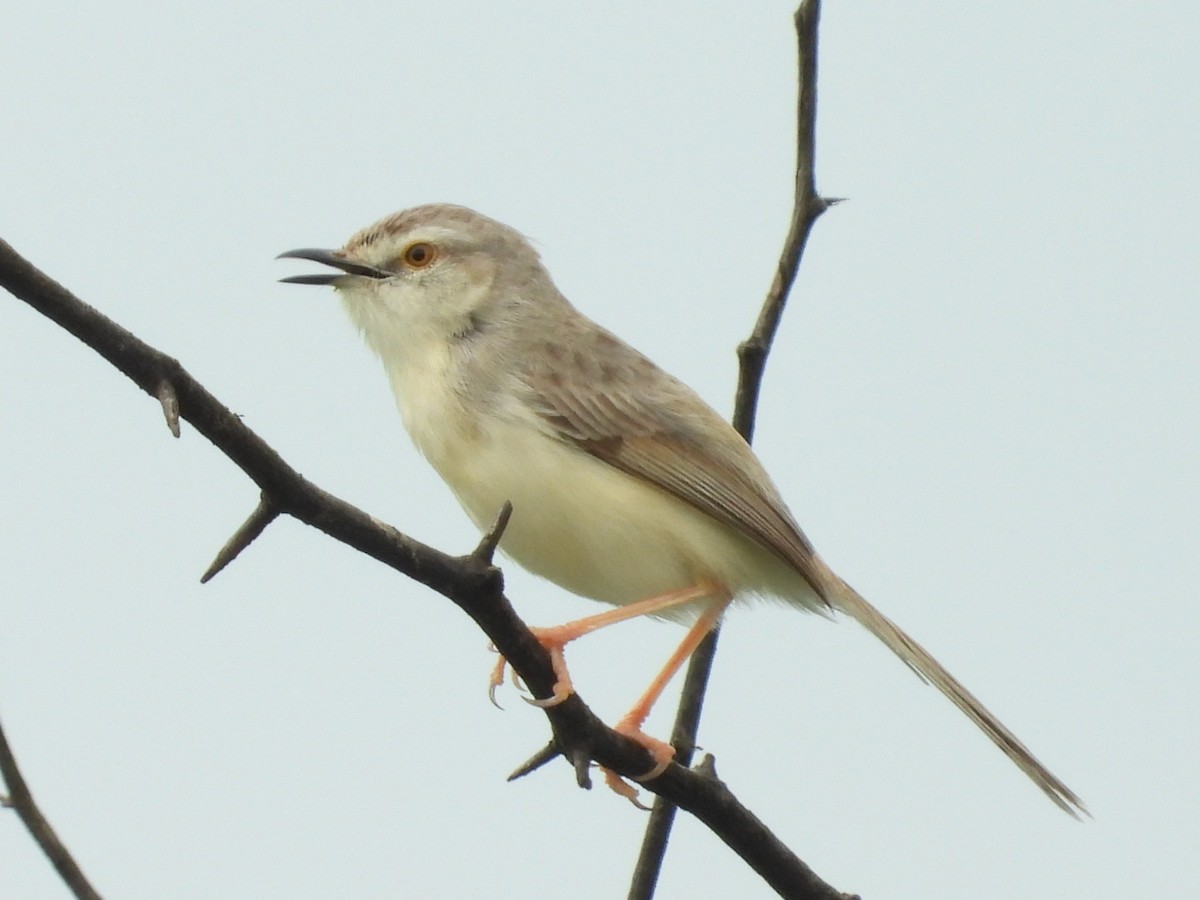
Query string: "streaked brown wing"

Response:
xmin=520 ymin=323 xmax=830 ymax=605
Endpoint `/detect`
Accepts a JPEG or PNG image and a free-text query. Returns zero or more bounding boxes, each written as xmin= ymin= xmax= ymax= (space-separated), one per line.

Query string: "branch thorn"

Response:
xmin=155 ymin=379 xmax=181 ymax=438
xmin=471 ymin=500 xmax=512 ymax=564
xmin=506 ymin=740 xmax=562 ymax=783
xmin=201 ymin=494 xmax=280 ymax=583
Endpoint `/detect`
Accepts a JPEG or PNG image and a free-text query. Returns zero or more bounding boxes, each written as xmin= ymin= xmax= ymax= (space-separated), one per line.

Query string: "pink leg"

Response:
xmin=601 ymin=592 xmax=733 ymax=802
xmin=490 ymin=582 xmax=718 ymax=708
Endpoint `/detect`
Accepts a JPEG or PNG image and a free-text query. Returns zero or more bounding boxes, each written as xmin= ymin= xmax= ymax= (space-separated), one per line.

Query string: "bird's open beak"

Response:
xmin=276 ymin=248 xmax=391 ymax=284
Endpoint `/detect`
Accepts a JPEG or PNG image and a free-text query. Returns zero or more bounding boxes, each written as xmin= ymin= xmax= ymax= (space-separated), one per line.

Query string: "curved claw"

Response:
xmin=488 ymin=656 xmax=508 ymax=710
xmin=633 ymin=755 xmax=672 ymax=782
xmin=601 ymin=767 xmax=653 ymax=810
xmin=522 ymin=682 xmax=572 ymax=708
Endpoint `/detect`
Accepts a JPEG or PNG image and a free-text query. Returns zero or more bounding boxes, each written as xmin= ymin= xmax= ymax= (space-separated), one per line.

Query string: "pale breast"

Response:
xmin=386 ymin=343 xmax=483 ymax=480
xmin=436 ymin=415 xmax=812 ymax=616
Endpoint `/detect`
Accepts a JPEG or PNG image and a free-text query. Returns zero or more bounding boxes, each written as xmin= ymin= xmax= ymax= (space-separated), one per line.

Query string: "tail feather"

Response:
xmin=824 ymin=571 xmax=1088 ymax=818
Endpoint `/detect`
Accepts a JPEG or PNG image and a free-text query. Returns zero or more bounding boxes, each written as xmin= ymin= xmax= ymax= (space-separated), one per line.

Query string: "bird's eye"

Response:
xmin=401 ymin=242 xmax=437 ymax=268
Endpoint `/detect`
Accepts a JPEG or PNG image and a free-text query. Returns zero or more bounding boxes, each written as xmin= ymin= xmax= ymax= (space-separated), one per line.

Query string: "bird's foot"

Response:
xmin=488 ymin=625 xmax=577 ymax=708
xmin=599 ymin=712 xmax=676 ymax=808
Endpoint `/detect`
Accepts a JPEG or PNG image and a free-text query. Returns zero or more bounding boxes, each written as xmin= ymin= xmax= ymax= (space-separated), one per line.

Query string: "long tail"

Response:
xmin=819 ymin=565 xmax=1088 ymax=818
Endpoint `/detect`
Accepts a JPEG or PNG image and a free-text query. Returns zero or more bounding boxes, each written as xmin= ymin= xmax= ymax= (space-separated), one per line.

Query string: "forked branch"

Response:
xmin=630 ymin=3 xmax=842 ymax=897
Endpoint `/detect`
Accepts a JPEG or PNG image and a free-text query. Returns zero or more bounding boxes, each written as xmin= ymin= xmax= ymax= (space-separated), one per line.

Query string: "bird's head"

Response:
xmin=279 ymin=203 xmax=547 ymax=358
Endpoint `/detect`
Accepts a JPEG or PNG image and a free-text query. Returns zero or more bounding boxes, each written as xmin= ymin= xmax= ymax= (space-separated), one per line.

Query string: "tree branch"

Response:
xmin=0 ymin=713 xmax=102 ymax=900
xmin=630 ymin=3 xmax=842 ymax=897
xmin=0 ymin=234 xmax=852 ymax=898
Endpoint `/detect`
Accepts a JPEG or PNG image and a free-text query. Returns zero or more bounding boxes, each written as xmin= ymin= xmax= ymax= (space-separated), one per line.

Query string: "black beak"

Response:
xmin=276 ymin=248 xmax=391 ymax=284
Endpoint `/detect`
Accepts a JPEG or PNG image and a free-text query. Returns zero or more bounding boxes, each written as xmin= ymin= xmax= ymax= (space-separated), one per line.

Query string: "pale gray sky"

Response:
xmin=2 ymin=3 xmax=1197 ymax=898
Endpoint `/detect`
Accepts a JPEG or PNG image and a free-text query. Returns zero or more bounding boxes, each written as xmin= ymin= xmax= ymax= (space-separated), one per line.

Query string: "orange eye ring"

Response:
xmin=401 ymin=242 xmax=438 ymax=268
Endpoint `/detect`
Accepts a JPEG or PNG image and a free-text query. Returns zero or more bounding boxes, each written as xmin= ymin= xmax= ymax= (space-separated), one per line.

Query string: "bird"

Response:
xmin=278 ymin=203 xmax=1086 ymax=816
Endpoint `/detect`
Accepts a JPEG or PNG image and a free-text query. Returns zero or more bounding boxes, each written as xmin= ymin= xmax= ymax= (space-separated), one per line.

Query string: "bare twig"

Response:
xmin=200 ymin=493 xmax=281 ymax=583
xmin=0 ymin=235 xmax=851 ymax=898
xmin=630 ymin=3 xmax=840 ymax=897
xmin=0 ymin=713 xmax=103 ymax=900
